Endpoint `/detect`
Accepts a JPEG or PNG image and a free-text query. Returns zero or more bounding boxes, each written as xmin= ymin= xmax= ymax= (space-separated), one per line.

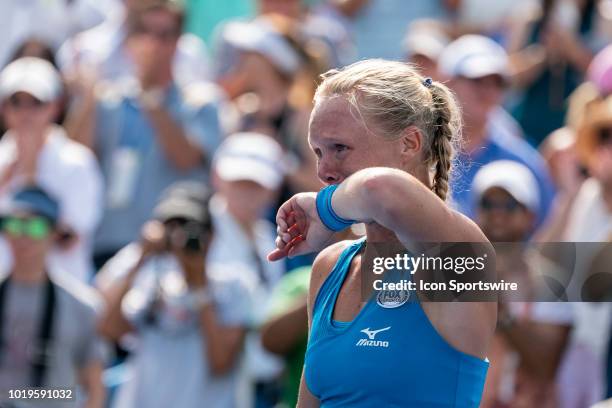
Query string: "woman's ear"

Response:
xmin=400 ymin=125 xmax=424 ymax=160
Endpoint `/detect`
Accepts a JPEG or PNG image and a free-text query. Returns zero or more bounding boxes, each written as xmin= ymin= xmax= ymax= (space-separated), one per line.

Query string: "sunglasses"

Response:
xmin=465 ymin=75 xmax=507 ymax=90
xmin=479 ymin=197 xmax=524 ymax=213
xmin=598 ymin=127 xmax=612 ymax=146
xmin=7 ymin=94 xmax=46 ymax=110
xmin=2 ymin=216 xmax=52 ymax=240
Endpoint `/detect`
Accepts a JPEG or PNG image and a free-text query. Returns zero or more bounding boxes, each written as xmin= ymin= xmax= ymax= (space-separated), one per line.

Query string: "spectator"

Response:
xmin=209 ymin=133 xmax=286 ymax=290
xmin=10 ymin=38 xmax=58 ymax=68
xmin=319 ymin=0 xmax=452 ymax=61
xmin=537 ymin=42 xmax=612 ymax=243
xmin=472 ymin=161 xmax=574 ymax=408
xmin=96 ymin=182 xmax=256 ymax=408
xmin=562 ymin=89 xmax=612 ymax=402
xmin=64 ymin=0 xmax=224 ymax=269
xmin=209 ymin=133 xmax=287 ymax=405
xmin=9 ymin=38 xmax=75 ymax=132
xmin=402 ymin=19 xmax=450 ymax=79
xmin=260 ymin=266 xmax=310 ymax=408
xmin=0 ymin=186 xmax=106 ymax=408
xmin=212 ymin=0 xmax=352 ymax=76
xmin=567 ymin=91 xmax=612 ymax=241
xmin=508 ymin=0 xmax=612 ymax=146
xmin=216 ymin=15 xmax=324 ymax=194
xmin=57 ymin=0 xmax=212 ymax=88
xmin=0 ymin=0 xmax=110 ymax=68
xmin=0 ymin=38 xmax=62 ymax=136
xmin=450 ymin=0 xmax=533 ymax=44
xmin=439 ymin=34 xmax=555 ymax=227
xmin=0 ymin=57 xmax=103 ymax=282
xmin=534 ymin=75 xmax=602 ymax=242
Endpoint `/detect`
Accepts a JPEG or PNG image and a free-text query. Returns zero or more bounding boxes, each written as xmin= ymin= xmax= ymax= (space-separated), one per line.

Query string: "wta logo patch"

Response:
xmin=356 ymin=326 xmax=391 ymax=348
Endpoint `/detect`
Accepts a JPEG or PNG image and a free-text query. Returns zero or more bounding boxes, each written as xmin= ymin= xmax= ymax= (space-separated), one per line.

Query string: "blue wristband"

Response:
xmin=316 ymin=184 xmax=356 ymax=232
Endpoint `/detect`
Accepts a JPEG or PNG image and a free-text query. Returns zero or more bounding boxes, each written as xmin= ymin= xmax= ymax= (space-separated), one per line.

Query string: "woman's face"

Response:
xmin=216 ymin=178 xmax=277 ymax=222
xmin=222 ymin=53 xmax=290 ymax=117
xmin=308 ymin=96 xmax=408 ymax=185
xmin=590 ymin=142 xmax=612 ymax=186
xmin=450 ymin=75 xmax=504 ymax=127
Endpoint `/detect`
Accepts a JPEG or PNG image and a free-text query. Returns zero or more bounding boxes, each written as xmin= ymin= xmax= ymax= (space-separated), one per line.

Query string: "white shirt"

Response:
xmin=57 ymin=10 xmax=211 ymax=87
xmin=565 ymin=178 xmax=612 ymax=242
xmin=207 ymin=195 xmax=285 ymax=382
xmin=0 ymin=0 xmax=110 ymax=67
xmin=564 ymin=178 xmax=612 ymax=360
xmin=562 ymin=178 xmax=612 ymax=404
xmin=0 ymin=126 xmax=104 ymax=282
xmin=207 ymin=195 xmax=284 ymax=297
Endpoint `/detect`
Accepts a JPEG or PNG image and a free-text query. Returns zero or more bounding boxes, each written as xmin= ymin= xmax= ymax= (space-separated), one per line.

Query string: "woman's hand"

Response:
xmin=268 ymin=192 xmax=335 ymax=261
xmin=140 ymin=220 xmax=168 ymax=258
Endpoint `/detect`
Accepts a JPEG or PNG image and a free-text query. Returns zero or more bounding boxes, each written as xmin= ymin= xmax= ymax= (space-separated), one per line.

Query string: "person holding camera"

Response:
xmin=0 ymin=185 xmax=106 ymax=408
xmin=96 ymin=182 xmax=257 ymax=408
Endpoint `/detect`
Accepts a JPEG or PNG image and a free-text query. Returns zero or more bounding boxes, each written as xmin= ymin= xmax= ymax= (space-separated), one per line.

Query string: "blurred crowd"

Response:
xmin=0 ymin=0 xmax=611 ymax=407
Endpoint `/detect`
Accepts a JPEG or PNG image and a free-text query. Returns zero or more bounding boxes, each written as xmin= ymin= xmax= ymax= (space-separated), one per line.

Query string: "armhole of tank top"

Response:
xmin=411 ymin=295 xmax=490 ymax=366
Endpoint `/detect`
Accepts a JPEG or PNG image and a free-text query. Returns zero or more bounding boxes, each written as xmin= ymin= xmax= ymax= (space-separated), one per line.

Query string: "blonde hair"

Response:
xmin=313 ymin=59 xmax=462 ymax=201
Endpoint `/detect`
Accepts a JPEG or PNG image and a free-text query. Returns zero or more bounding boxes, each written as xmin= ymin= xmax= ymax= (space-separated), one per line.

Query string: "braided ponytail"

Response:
xmin=428 ymin=82 xmax=461 ymax=201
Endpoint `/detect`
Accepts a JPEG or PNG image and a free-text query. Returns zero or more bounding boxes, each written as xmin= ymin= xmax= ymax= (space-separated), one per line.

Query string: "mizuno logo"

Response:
xmin=356 ymin=326 xmax=391 ymax=348
xmin=360 ymin=326 xmax=390 ymax=340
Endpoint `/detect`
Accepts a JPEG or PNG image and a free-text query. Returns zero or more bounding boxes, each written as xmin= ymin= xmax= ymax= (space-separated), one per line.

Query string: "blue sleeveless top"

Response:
xmin=304 ymin=239 xmax=489 ymax=407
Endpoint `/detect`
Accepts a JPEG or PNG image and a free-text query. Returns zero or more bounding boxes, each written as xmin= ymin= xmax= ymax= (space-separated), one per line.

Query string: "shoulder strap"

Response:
xmin=30 ymin=277 xmax=56 ymax=388
xmin=312 ymin=240 xmax=365 ymax=319
xmin=0 ymin=277 xmax=9 ymax=363
xmin=0 ymin=276 xmax=56 ymax=386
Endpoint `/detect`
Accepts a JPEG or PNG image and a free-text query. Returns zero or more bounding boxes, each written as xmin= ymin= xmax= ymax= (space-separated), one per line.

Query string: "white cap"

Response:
xmin=472 ymin=160 xmax=540 ymax=213
xmin=0 ymin=57 xmax=62 ymax=102
xmin=213 ymin=132 xmax=286 ymax=190
xmin=222 ymin=20 xmax=301 ymax=75
xmin=438 ymin=34 xmax=509 ymax=79
xmin=403 ymin=23 xmax=450 ymax=61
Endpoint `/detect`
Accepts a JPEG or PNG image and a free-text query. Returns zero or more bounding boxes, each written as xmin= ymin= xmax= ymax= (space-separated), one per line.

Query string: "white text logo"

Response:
xmin=356 ymin=326 xmax=391 ymax=348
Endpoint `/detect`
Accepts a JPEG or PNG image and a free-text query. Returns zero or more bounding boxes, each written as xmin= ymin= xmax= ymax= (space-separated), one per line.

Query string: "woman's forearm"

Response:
xmin=261 ymin=300 xmax=308 ymax=356
xmin=330 ymin=168 xmax=486 ymax=242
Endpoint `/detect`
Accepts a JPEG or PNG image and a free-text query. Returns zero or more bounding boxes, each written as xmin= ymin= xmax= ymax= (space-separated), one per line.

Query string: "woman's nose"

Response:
xmin=317 ymin=163 xmax=342 ymax=185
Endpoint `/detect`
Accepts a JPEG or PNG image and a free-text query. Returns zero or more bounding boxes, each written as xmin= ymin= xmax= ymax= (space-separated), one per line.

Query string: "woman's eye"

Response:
xmin=334 ymin=144 xmax=348 ymax=152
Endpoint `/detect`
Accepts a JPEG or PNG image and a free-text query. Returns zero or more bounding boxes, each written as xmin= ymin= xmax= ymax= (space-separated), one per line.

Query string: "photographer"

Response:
xmin=96 ymin=182 xmax=256 ymax=408
xmin=0 ymin=186 xmax=106 ymax=408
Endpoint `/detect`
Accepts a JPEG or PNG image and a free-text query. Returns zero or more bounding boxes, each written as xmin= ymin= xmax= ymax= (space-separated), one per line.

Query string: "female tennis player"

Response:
xmin=268 ymin=59 xmax=496 ymax=407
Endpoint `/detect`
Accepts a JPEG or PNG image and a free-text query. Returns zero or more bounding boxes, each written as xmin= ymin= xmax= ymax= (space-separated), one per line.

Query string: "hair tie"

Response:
xmin=423 ymin=77 xmax=433 ymax=88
